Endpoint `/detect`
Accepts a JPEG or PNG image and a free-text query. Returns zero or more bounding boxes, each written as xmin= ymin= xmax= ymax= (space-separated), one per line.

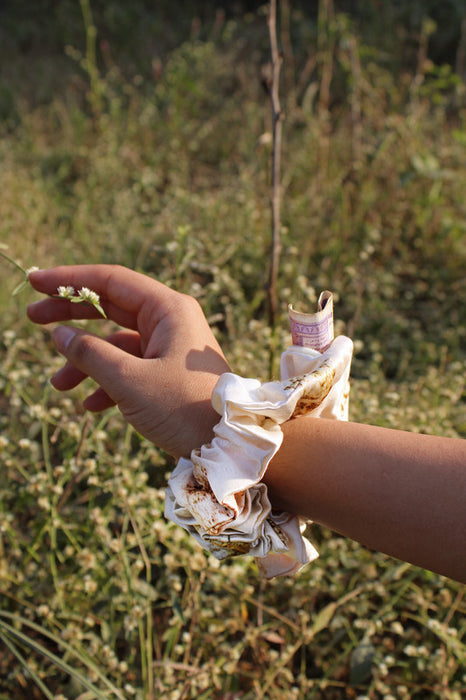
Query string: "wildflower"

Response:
xmin=57 ymin=285 xmax=75 ymax=298
xmin=84 ymin=458 xmax=97 ymax=473
xmin=38 ymin=497 xmax=51 ymax=511
xmin=390 ymin=621 xmax=404 ymax=635
xmin=78 ymin=286 xmax=100 ymax=304
xmin=25 ymin=266 xmax=39 ymax=277
xmin=78 ymin=548 xmax=97 ymax=570
xmin=55 ymin=284 xmax=107 ymax=318
xmin=403 ymin=644 xmax=417 ymax=656
xmin=2 ymin=329 xmax=15 ymax=342
xmin=83 ymin=575 xmax=98 ymax=594
xmin=427 ymin=618 xmax=442 ymax=632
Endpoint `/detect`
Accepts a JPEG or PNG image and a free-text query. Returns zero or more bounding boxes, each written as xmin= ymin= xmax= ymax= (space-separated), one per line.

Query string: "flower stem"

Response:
xmin=0 ymin=247 xmax=27 ymax=276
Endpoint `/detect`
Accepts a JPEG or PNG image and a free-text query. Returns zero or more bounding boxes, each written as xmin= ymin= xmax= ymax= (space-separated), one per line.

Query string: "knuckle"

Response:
xmin=177 ymin=293 xmax=203 ymax=316
xmin=111 ymin=263 xmax=127 ymax=276
xmin=68 ymin=333 xmax=99 ymax=367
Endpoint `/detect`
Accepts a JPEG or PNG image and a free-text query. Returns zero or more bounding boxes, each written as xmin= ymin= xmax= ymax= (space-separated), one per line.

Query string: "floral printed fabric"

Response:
xmin=165 ymin=335 xmax=353 ymax=578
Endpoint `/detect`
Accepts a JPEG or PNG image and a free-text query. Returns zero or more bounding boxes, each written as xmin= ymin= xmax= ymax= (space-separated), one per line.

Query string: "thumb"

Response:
xmin=52 ymin=325 xmax=139 ymax=406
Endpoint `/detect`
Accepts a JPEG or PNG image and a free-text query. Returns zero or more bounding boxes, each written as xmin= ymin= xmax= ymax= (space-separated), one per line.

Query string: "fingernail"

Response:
xmin=52 ymin=325 xmax=76 ymax=352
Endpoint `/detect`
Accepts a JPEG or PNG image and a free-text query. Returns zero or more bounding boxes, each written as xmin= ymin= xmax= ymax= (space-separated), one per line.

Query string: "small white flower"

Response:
xmin=78 ymin=286 xmax=100 ymax=304
xmin=403 ymin=644 xmax=417 ymax=656
xmin=25 ymin=266 xmax=39 ymax=277
xmin=390 ymin=621 xmax=404 ymax=635
xmin=56 ymin=284 xmax=107 ymax=317
xmin=57 ymin=285 xmax=75 ymax=298
xmin=37 ymin=604 xmax=51 ymax=618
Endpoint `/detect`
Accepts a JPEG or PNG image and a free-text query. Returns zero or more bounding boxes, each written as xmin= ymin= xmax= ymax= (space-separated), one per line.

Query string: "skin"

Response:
xmin=267 ymin=417 xmax=466 ymax=583
xmin=27 ymin=265 xmax=230 ymax=459
xmin=27 ymin=265 xmax=466 ymax=583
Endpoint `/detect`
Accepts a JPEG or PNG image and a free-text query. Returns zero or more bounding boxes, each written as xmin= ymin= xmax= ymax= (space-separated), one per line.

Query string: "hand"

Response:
xmin=27 ymin=265 xmax=230 ymax=458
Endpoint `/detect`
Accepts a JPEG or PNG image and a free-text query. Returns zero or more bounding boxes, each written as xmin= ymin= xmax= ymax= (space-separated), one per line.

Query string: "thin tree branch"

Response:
xmin=266 ymin=0 xmax=284 ymax=331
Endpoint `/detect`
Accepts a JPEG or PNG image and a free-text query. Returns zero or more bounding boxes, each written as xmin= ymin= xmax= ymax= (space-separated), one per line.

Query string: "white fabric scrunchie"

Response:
xmin=164 ymin=335 xmax=353 ymax=578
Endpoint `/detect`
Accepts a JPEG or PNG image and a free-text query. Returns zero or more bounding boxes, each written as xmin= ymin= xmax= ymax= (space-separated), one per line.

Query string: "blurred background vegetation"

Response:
xmin=0 ymin=1 xmax=465 ymax=698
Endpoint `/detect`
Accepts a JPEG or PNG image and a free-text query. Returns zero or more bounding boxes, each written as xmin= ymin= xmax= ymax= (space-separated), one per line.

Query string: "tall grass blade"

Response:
xmin=0 ymin=628 xmax=55 ymax=699
xmin=0 ymin=613 xmax=126 ymax=699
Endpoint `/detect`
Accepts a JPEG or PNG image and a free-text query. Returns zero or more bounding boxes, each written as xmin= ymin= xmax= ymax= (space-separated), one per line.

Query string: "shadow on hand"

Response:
xmin=185 ymin=346 xmax=230 ymax=376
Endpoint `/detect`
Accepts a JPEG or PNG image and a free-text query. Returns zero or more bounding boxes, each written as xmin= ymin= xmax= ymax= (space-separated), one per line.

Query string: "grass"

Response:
xmin=0 ymin=2 xmax=465 ymax=698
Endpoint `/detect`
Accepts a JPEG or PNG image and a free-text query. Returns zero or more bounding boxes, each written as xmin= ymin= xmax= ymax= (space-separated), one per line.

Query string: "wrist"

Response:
xmin=173 ymin=374 xmax=224 ymax=460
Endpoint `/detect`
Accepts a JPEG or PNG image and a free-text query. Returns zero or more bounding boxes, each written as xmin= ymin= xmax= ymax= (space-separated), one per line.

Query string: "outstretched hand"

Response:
xmin=27 ymin=265 xmax=230 ymax=458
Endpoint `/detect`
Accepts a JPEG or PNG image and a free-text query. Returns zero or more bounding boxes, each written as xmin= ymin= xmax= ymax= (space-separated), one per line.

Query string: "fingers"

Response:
xmin=83 ymin=387 xmax=118 ymax=412
xmin=50 ymin=325 xmax=145 ymax=408
xmin=27 ymin=295 xmax=140 ymax=331
xmin=52 ymin=361 xmax=120 ymax=411
xmin=27 ymin=265 xmax=177 ymax=329
xmin=51 ymin=329 xmax=143 ymax=392
xmin=82 ymin=327 xmax=144 ymax=411
xmin=28 ymin=296 xmax=110 ymax=325
xmin=51 ymin=362 xmax=88 ymax=391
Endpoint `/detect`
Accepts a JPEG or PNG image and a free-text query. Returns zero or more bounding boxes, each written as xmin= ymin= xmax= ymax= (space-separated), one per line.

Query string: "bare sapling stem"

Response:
xmin=266 ymin=0 xmax=283 ymax=333
xmin=79 ymin=0 xmax=103 ymax=116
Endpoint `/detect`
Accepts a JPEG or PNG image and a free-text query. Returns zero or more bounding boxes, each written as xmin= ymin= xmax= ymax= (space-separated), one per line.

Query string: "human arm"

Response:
xmin=27 ymin=265 xmax=466 ymax=582
xmin=265 ymin=417 xmax=466 ymax=583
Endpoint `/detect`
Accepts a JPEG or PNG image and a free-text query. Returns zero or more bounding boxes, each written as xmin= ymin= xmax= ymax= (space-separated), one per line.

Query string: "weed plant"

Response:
xmin=0 ymin=2 xmax=465 ymax=699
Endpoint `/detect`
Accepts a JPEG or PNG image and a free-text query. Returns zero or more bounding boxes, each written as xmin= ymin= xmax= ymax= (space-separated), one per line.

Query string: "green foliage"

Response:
xmin=0 ymin=1 xmax=465 ymax=698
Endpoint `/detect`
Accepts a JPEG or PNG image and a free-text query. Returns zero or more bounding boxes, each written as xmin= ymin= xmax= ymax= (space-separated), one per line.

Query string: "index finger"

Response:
xmin=27 ymin=264 xmax=177 ymax=329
